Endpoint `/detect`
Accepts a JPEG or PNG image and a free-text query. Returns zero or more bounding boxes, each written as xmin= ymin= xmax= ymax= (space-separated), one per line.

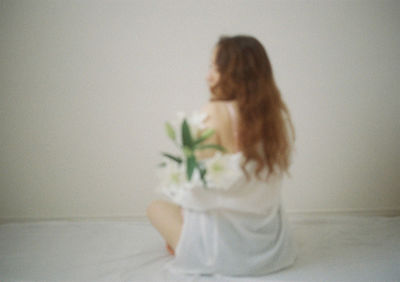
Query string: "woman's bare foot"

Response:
xmin=166 ymin=243 xmax=175 ymax=256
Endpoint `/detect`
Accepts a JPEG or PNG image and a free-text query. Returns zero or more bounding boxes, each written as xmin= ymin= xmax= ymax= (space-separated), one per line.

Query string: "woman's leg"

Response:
xmin=146 ymin=199 xmax=183 ymax=251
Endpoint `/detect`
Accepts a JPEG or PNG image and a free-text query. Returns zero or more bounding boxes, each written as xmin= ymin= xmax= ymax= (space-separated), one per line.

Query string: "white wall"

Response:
xmin=1 ymin=0 xmax=399 ymax=222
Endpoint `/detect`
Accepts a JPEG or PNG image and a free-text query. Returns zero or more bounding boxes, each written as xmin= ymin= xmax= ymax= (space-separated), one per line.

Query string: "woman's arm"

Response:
xmin=194 ymin=102 xmax=221 ymax=160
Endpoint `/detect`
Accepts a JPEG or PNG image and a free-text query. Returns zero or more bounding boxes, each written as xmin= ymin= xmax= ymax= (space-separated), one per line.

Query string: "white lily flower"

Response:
xmin=171 ymin=110 xmax=208 ymax=139
xmin=204 ymin=151 xmax=242 ymax=190
xmin=155 ymin=159 xmax=186 ymax=200
xmin=188 ymin=111 xmax=208 ymax=138
xmin=183 ymin=167 xmax=203 ymax=190
xmin=156 ymin=159 xmax=185 ymax=189
xmin=156 ymin=157 xmax=205 ymax=200
xmin=157 ymin=110 xmax=244 ymax=200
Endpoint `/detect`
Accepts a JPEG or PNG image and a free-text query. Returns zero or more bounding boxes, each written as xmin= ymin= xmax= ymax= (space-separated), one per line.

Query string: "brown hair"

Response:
xmin=209 ymin=35 xmax=296 ymax=182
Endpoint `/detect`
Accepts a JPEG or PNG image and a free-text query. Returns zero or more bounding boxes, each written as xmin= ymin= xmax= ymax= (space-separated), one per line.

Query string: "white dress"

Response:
xmin=161 ymin=103 xmax=297 ymax=277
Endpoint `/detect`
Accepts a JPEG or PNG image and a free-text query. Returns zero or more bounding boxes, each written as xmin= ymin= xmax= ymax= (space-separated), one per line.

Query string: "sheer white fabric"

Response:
xmin=161 ymin=150 xmax=283 ymax=215
xmin=162 ymin=149 xmax=297 ymax=275
xmin=164 ymin=201 xmax=297 ymax=276
xmin=159 ymin=104 xmax=297 ymax=276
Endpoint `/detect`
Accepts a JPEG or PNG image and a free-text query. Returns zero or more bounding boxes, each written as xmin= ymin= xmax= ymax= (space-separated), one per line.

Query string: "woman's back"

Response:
xmin=195 ymin=99 xmax=267 ymax=162
xmin=194 ymin=100 xmax=241 ymax=159
xmin=216 ymin=100 xmax=240 ymax=154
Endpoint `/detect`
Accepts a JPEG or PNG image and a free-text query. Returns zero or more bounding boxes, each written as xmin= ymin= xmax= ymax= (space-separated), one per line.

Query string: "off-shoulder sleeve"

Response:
xmin=159 ymin=173 xmax=243 ymax=212
xmin=158 ymin=154 xmax=244 ymax=211
xmin=169 ymin=185 xmax=223 ymax=211
xmin=157 ymin=157 xmax=283 ymax=215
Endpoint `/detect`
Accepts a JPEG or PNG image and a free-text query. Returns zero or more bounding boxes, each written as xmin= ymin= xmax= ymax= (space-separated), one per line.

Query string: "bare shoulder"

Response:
xmin=200 ymin=101 xmax=223 ymax=114
xmin=199 ymin=101 xmax=227 ymax=122
xmin=194 ymin=102 xmax=224 ymax=159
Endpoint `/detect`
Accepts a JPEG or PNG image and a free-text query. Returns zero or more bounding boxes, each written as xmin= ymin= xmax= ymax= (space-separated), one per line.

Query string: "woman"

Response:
xmin=147 ymin=35 xmax=297 ymax=276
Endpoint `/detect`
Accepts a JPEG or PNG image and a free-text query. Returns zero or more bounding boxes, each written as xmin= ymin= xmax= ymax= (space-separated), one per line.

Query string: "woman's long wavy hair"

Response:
xmin=209 ymin=35 xmax=296 ymax=182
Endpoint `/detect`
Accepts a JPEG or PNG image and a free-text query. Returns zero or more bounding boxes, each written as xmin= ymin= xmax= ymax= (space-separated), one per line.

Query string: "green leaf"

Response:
xmin=193 ymin=128 xmax=215 ymax=146
xmin=165 ymin=122 xmax=176 ymax=141
xmin=158 ymin=162 xmax=167 ymax=167
xmin=186 ymin=155 xmax=196 ymax=180
xmin=161 ymin=152 xmax=182 ymax=164
xmin=196 ymin=144 xmax=227 ymax=152
xmin=183 ymin=146 xmax=193 ymax=157
xmin=196 ymin=161 xmax=208 ymax=187
xmin=181 ymin=119 xmax=193 ymax=148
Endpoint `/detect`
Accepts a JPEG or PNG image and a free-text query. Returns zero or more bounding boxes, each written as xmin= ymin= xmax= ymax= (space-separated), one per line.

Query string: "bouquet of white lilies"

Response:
xmin=156 ymin=110 xmax=242 ymax=197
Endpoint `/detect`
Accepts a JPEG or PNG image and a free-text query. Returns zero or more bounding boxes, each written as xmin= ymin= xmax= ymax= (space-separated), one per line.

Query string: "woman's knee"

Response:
xmin=146 ymin=199 xmax=164 ymax=219
xmin=146 ymin=200 xmax=183 ymax=226
xmin=146 ymin=199 xmax=177 ymax=219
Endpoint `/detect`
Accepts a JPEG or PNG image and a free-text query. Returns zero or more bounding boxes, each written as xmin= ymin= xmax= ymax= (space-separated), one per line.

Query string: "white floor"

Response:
xmin=0 ymin=214 xmax=399 ymax=282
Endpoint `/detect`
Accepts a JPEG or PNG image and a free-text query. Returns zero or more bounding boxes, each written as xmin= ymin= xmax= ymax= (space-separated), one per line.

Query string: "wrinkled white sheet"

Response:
xmin=0 ymin=215 xmax=399 ymax=281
